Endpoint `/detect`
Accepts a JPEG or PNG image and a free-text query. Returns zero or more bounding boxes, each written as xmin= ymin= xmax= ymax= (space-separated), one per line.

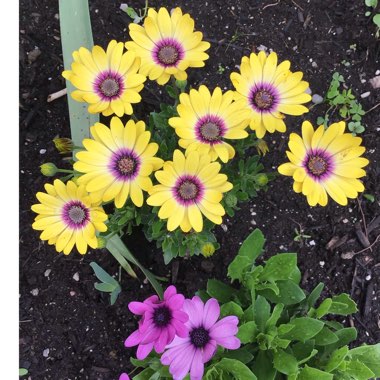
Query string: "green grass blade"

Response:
xmin=58 ymin=0 xmax=98 ymax=150
xmin=106 ymin=234 xmax=163 ymax=298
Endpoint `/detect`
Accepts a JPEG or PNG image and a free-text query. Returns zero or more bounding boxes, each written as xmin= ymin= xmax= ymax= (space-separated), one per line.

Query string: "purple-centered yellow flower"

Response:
xmin=278 ymin=121 xmax=369 ymax=206
xmin=31 ymin=179 xmax=108 ymax=255
xmin=62 ymin=40 xmax=146 ymax=117
xmin=125 ymin=7 xmax=210 ymax=85
xmin=231 ymin=51 xmax=311 ymax=138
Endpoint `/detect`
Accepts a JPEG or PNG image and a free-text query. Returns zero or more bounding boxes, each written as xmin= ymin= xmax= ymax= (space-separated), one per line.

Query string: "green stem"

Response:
xmin=171 ymin=76 xmax=180 ymax=107
xmin=57 ymin=169 xmax=75 ymax=174
xmin=142 ymin=0 xmax=149 ymax=18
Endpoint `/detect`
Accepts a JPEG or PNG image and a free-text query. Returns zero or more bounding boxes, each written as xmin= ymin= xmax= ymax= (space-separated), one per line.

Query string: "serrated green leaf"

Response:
xmin=346 ymin=359 xmax=375 ymax=379
xmin=273 ymin=349 xmax=298 ymax=375
xmin=227 ymin=256 xmax=252 ymax=282
xmin=324 ymin=327 xmax=357 ymax=353
xmin=259 ymin=253 xmax=298 ymax=282
xmin=330 ymin=293 xmax=357 ymax=315
xmin=314 ymin=327 xmax=339 ymax=346
xmin=349 ymin=343 xmax=380 ymax=376
xmin=237 ymin=321 xmax=257 ymax=343
xmin=207 ymin=279 xmax=237 ymax=303
xmin=266 ymin=303 xmax=284 ymax=328
xmin=325 ymin=345 xmax=349 ymax=372
xmin=259 ymin=280 xmax=305 ymax=305
xmin=281 ymin=317 xmax=324 ymax=342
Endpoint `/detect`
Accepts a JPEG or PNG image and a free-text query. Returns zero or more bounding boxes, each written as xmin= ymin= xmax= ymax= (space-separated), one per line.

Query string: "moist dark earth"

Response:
xmin=19 ymin=0 xmax=380 ymax=379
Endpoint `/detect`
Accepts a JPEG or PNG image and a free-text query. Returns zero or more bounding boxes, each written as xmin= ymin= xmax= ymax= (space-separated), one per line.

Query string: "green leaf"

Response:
xmin=307 ymin=282 xmax=324 ymax=308
xmin=349 ymin=343 xmax=380 ymax=376
xmin=251 ymin=350 xmax=277 ymax=380
xmin=207 ymin=279 xmax=237 ymax=303
xmin=329 ymin=293 xmax=357 ymax=315
xmin=237 ymin=321 xmax=257 ymax=343
xmin=165 ymin=85 xmax=177 ymax=99
xmin=273 ymin=349 xmax=298 ymax=375
xmin=227 ymin=256 xmax=252 ymax=282
xmin=216 ymin=358 xmax=257 ymax=379
xmin=110 ymin=287 xmax=121 ymax=305
xmin=94 ymin=282 xmax=115 ymax=292
xmin=363 ymin=193 xmax=375 ymax=203
xmin=19 ymin=368 xmax=28 ymax=376
xmin=314 ymin=327 xmax=339 ymax=346
xmin=259 ymin=253 xmax=298 ymax=282
xmin=281 ymin=317 xmax=324 ymax=342
xmin=292 ymin=341 xmax=317 ymax=364
xmin=220 ymin=301 xmax=244 ymax=319
xmin=324 ymin=328 xmax=357 ymax=353
xmin=265 ymin=303 xmax=284 ymax=328
xmin=259 ymin=280 xmax=305 ymax=305
xmin=316 ymin=298 xmax=332 ymax=318
xmin=222 ymin=348 xmax=253 ymax=364
xmin=373 ymin=13 xmax=380 ymax=27
xmin=325 ymin=345 xmax=349 ymax=372
xmin=255 ymin=281 xmax=280 ymax=295
xmin=90 ymin=262 xmax=118 ymax=286
xmin=346 ymin=359 xmax=375 ymax=379
xmin=254 ymin=295 xmax=270 ymax=331
xmin=365 ymin=0 xmax=378 ymax=7
xmin=133 ymin=368 xmax=156 ymax=380
xmin=298 ymin=366 xmax=333 ymax=380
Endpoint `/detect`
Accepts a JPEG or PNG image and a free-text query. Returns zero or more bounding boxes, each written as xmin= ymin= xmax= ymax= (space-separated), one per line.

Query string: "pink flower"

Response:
xmin=161 ymin=296 xmax=240 ymax=380
xmin=119 ymin=373 xmax=130 ymax=380
xmin=124 ymin=285 xmax=189 ymax=360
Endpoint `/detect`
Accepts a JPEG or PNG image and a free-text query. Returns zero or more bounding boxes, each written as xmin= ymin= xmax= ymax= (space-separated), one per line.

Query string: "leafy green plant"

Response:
xmin=316 ymin=72 xmax=366 ymax=135
xmin=120 ymin=0 xmax=149 ymax=24
xmin=365 ymin=0 xmax=380 ymax=37
xmin=130 ymin=229 xmax=380 ymax=379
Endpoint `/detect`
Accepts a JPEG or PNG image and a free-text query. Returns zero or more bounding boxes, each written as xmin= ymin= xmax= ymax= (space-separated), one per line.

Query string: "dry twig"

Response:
xmin=47 ymin=88 xmax=67 ymax=102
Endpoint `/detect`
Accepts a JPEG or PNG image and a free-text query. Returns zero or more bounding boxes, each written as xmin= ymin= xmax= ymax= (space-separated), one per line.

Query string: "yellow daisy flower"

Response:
xmin=31 ymin=179 xmax=108 ymax=255
xmin=125 ymin=7 xmax=210 ymax=85
xmin=278 ymin=121 xmax=369 ymax=206
xmin=74 ymin=117 xmax=163 ymax=208
xmin=62 ymin=40 xmax=146 ymax=117
xmin=147 ymin=150 xmax=232 ymax=232
xmin=230 ymin=51 xmax=311 ymax=139
xmin=168 ymin=86 xmax=250 ymax=163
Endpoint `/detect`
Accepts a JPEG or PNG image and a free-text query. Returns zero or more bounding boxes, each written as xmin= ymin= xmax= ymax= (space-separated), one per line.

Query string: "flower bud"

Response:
xmin=175 ymin=79 xmax=187 ymax=92
xmin=40 ymin=163 xmax=58 ymax=177
xmin=53 ymin=137 xmax=74 ymax=154
xmin=255 ymin=139 xmax=269 ymax=156
xmin=201 ymin=242 xmax=215 ymax=258
xmin=255 ymin=173 xmax=268 ymax=187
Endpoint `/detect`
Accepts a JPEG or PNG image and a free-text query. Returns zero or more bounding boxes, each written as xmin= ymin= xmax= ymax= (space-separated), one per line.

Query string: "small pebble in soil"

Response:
xmin=251 ymin=219 xmax=257 ymax=225
xmin=69 ymin=291 xmax=76 ymax=296
xmin=30 ymin=288 xmax=39 ymax=296
xmin=221 ymin=224 xmax=228 ymax=232
xmin=366 ymin=275 xmax=371 ymax=281
xmin=343 ymin=218 xmax=349 ymax=223
xmin=312 ymin=94 xmax=324 ymax=104
xmin=360 ymin=91 xmax=370 ymax=98
xmin=27 ymin=47 xmax=41 ymax=63
xmin=319 ymin=261 xmax=325 ymax=267
xmin=43 ymin=348 xmax=50 ymax=358
xmin=39 ymin=149 xmax=46 ymax=154
xmin=376 ymin=69 xmax=380 ymax=75
xmin=309 ymin=240 xmax=316 ymax=246
xmin=311 ymin=61 xmax=318 ymax=68
xmin=44 ymin=269 xmax=51 ymax=277
xmin=72 ymin=272 xmax=80 ymax=282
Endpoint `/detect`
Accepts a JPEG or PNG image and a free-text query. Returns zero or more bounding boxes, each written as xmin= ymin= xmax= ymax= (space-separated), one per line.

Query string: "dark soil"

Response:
xmin=20 ymin=0 xmax=380 ymax=379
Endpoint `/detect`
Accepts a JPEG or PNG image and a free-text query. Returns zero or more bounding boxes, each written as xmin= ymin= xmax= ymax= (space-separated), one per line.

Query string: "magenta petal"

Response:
xmin=172 ymin=310 xmax=189 ymax=323
xmin=164 ymin=285 xmax=177 ymax=300
xmin=119 ymin=373 xmax=130 ymax=380
xmin=209 ymin=323 xmax=238 ymax=339
xmin=215 ymin=336 xmax=241 ymax=350
xmin=128 ymin=301 xmax=150 ymax=315
xmin=124 ymin=329 xmax=142 ymax=347
xmin=144 ymin=295 xmax=159 ymax=305
xmin=154 ymin=328 xmax=168 ymax=353
xmin=140 ymin=326 xmax=160 ymax=344
xmin=136 ymin=342 xmax=154 ymax=360
xmin=190 ymin=349 xmax=204 ymax=380
xmin=202 ymin=339 xmax=217 ymax=363
xmin=202 ymin=298 xmax=220 ymax=329
xmin=166 ymin=324 xmax=176 ymax=344
xmin=172 ymin=319 xmax=189 ymax=338
xmin=183 ymin=299 xmax=201 ymax=328
xmin=210 ymin=315 xmax=239 ymax=331
xmin=167 ymin=294 xmax=185 ymax=309
xmin=170 ymin=345 xmax=195 ymax=380
xmin=161 ymin=340 xmax=190 ymax=365
xmin=192 ymin=296 xmax=205 ymax=321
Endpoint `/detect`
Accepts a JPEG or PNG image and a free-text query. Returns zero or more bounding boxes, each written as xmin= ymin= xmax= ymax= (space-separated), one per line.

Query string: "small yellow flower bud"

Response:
xmin=97 ymin=236 xmax=107 ymax=249
xmin=201 ymin=243 xmax=216 ymax=258
xmin=256 ymin=139 xmax=269 ymax=156
xmin=255 ymin=173 xmax=269 ymax=186
xmin=175 ymin=79 xmax=187 ymax=92
xmin=40 ymin=163 xmax=58 ymax=177
xmin=53 ymin=137 xmax=74 ymax=154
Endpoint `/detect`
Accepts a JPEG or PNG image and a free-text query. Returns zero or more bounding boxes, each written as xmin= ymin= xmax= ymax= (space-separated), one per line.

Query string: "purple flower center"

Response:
xmin=153 ymin=306 xmax=172 ymax=327
xmin=110 ymin=149 xmax=140 ymax=181
xmin=303 ymin=149 xmax=334 ymax=180
xmin=195 ymin=115 xmax=226 ymax=145
xmin=153 ymin=38 xmax=184 ymax=68
xmin=62 ymin=201 xmax=89 ymax=229
xmin=173 ymin=175 xmax=204 ymax=206
xmin=249 ymin=83 xmax=279 ymax=113
xmin=190 ymin=326 xmax=210 ymax=348
xmin=94 ymin=71 xmax=124 ymax=101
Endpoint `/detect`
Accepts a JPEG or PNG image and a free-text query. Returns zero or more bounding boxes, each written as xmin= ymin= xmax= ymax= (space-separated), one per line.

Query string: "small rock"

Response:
xmin=220 ymin=224 xmax=228 ymax=232
xmin=369 ymin=76 xmax=380 ymax=89
xmin=343 ymin=218 xmax=349 ymax=224
xmin=54 ymin=13 xmax=59 ymax=20
xmin=44 ymin=269 xmax=51 ymax=277
xmin=42 ymin=348 xmax=50 ymax=358
xmin=361 ymin=79 xmax=367 ymax=84
xmin=319 ymin=261 xmax=325 ymax=267
xmin=27 ymin=48 xmax=41 ymax=64
xmin=257 ymin=44 xmax=267 ymax=52
xmin=376 ymin=70 xmax=380 ymax=75
xmin=309 ymin=240 xmax=316 ymax=246
xmin=70 ymin=291 xmax=76 ymax=296
xmin=31 ymin=288 xmax=39 ymax=296
xmin=312 ymin=94 xmax=324 ymax=104
xmin=360 ymin=91 xmax=371 ymax=99
xmin=365 ymin=275 xmax=371 ymax=281
xmin=250 ymin=219 xmax=257 ymax=225
xmin=73 ymin=272 xmax=80 ymax=282
xmin=311 ymin=61 xmax=318 ymax=68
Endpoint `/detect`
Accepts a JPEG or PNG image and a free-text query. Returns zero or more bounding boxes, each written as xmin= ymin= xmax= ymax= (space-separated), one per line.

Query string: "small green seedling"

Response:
xmin=90 ymin=262 xmax=122 ymax=305
xmin=363 ymin=193 xmax=375 ymax=203
xmin=120 ymin=1 xmax=149 ymax=24
xmin=294 ymin=227 xmax=311 ymax=243
xmin=364 ymin=0 xmax=380 ymax=37
xmin=217 ymin=64 xmax=226 ymax=74
xmin=19 ymin=368 xmax=28 ymax=377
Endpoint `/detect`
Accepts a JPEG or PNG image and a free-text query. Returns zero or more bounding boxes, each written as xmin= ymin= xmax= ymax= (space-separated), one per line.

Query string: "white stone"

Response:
xmin=319 ymin=261 xmax=325 ymax=267
xmin=39 ymin=149 xmax=46 ymax=154
xmin=376 ymin=70 xmax=380 ymax=75
xmin=31 ymin=288 xmax=39 ymax=296
xmin=44 ymin=269 xmax=51 ymax=277
xmin=360 ymin=91 xmax=371 ymax=98
xmin=43 ymin=348 xmax=50 ymax=358
xmin=73 ymin=272 xmax=80 ymax=282
xmin=312 ymin=94 xmax=324 ymax=104
xmin=343 ymin=218 xmax=349 ymax=224
xmin=309 ymin=240 xmax=316 ymax=246
xmin=365 ymin=275 xmax=371 ymax=281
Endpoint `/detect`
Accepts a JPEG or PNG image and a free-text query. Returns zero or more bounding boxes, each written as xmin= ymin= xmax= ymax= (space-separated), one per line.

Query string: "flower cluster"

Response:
xmin=124 ymin=286 xmax=240 ymax=380
xmin=31 ymin=5 xmax=369 ymax=259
